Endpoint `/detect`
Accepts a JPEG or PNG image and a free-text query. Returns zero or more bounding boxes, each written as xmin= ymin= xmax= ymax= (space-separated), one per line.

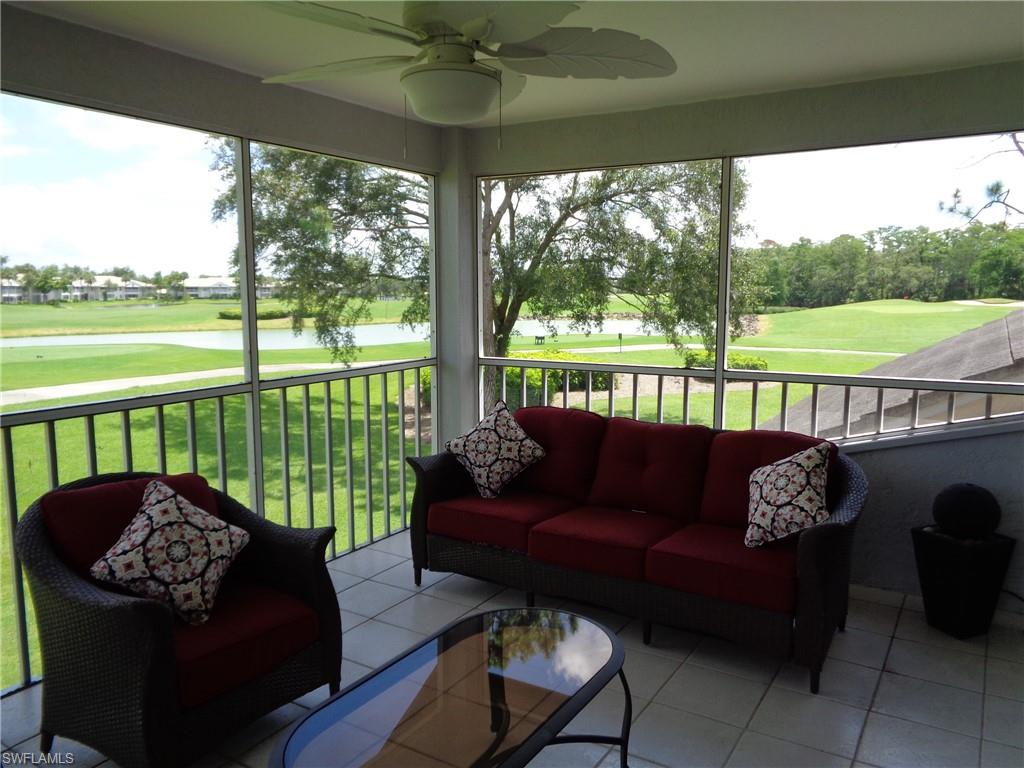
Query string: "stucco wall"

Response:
xmin=846 ymin=428 xmax=1024 ymax=612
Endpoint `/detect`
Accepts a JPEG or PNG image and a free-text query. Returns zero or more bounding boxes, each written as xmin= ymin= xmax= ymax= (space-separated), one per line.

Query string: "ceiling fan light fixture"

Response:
xmin=400 ymin=62 xmax=500 ymax=125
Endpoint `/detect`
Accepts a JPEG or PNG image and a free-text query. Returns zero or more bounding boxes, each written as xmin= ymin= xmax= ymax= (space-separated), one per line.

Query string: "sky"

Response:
xmin=1 ymin=92 xmax=1022 ymax=277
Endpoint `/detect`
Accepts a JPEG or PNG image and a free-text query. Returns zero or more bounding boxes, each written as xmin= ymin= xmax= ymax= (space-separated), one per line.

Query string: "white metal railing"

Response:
xmin=480 ymin=356 xmax=1024 ymax=439
xmin=0 ymin=358 xmax=435 ymax=692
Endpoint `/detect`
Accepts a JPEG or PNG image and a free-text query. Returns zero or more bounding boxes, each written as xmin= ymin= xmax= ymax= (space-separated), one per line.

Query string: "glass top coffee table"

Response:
xmin=272 ymin=608 xmax=632 ymax=768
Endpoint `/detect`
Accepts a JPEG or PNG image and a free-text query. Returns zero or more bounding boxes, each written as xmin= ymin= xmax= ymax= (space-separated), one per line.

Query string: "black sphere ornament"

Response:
xmin=932 ymin=483 xmax=1001 ymax=539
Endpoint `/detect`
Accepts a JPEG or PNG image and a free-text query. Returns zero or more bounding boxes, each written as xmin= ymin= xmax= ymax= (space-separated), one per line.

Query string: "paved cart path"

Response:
xmin=563 ymin=343 xmax=905 ymax=356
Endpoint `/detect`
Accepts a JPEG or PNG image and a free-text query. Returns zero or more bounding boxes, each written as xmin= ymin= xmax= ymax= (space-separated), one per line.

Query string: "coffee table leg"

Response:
xmin=618 ymin=669 xmax=632 ymax=768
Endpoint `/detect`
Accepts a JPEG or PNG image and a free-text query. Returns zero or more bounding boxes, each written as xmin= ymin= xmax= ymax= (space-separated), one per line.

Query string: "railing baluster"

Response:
xmin=682 ymin=377 xmax=690 ymax=425
xmin=46 ymin=421 xmax=59 ymax=488
xmin=520 ymin=366 xmax=527 ymax=408
xmin=85 ymin=414 xmax=97 ymax=476
xmin=279 ymin=388 xmax=291 ymax=527
xmin=542 ymin=368 xmax=549 ymax=406
xmin=562 ymin=369 xmax=569 ymax=408
xmin=946 ymin=392 xmax=956 ymax=424
xmin=842 ymin=386 xmax=852 ymax=438
xmin=585 ymin=371 xmax=593 ymax=413
xmin=911 ymin=389 xmax=921 ymax=428
xmin=750 ymin=381 xmax=759 ymax=430
xmin=779 ymin=382 xmax=789 ymax=431
xmin=397 ymin=370 xmax=407 ymax=531
xmin=381 ymin=373 xmax=391 ymax=537
xmin=324 ymin=381 xmax=336 ymax=557
xmin=215 ymin=397 xmax=227 ymax=492
xmin=632 ymin=374 xmax=639 ymax=420
xmin=414 ymin=368 xmax=422 ymax=458
xmin=810 ymin=384 xmax=820 ymax=437
xmin=985 ymin=393 xmax=993 ymax=419
xmin=3 ymin=427 xmax=32 ymax=686
xmin=344 ymin=379 xmax=356 ymax=552
xmin=120 ymin=411 xmax=133 ymax=473
xmin=155 ymin=405 xmax=167 ymax=473
xmin=186 ymin=400 xmax=198 ymax=474
xmin=875 ymin=388 xmax=886 ymax=433
xmin=500 ymin=366 xmax=507 ymax=404
xmin=302 ymin=384 xmax=314 ymax=529
xmin=608 ymin=378 xmax=615 ymax=418
xmin=363 ymin=375 xmax=373 ymax=544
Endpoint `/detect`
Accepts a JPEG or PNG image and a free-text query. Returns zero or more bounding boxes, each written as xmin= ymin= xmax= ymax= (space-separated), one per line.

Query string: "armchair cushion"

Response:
xmin=528 ymin=506 xmax=680 ymax=581
xmin=90 ymin=480 xmax=250 ymax=625
xmin=173 ymin=582 xmax=320 ymax=708
xmin=646 ymin=523 xmax=798 ymax=613
xmin=41 ymin=473 xmax=219 ymax=577
xmin=427 ymin=492 xmax=575 ymax=552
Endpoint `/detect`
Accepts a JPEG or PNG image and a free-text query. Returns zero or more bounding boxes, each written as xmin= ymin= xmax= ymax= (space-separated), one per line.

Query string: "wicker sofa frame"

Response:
xmin=14 ymin=472 xmax=342 ymax=768
xmin=407 ymin=447 xmax=868 ymax=693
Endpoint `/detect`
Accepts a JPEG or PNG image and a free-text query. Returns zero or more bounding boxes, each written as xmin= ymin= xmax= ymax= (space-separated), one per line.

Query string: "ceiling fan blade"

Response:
xmin=265 ymin=1 xmax=422 ymax=46
xmin=497 ymin=27 xmax=677 ymax=79
xmin=406 ymin=2 xmax=579 ymax=43
xmin=263 ymin=55 xmax=417 ymax=84
xmin=479 ymin=59 xmax=528 ymax=105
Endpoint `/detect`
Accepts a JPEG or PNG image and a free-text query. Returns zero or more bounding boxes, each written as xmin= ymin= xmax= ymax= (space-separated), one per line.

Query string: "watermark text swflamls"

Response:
xmin=1 ymin=753 xmax=74 ymax=765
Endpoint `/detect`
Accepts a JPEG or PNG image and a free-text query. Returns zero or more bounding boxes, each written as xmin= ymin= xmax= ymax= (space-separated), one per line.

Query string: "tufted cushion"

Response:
xmin=41 ymin=473 xmax=219 ymax=577
xmin=506 ymin=407 xmax=608 ymax=502
xmin=174 ymin=582 xmax=319 ymax=708
xmin=588 ymin=418 xmax=713 ymax=522
xmin=446 ymin=401 xmax=546 ymax=498
xmin=646 ymin=523 xmax=799 ymax=613
xmin=427 ymin=493 xmax=576 ymax=552
xmin=745 ymin=442 xmax=831 ymax=547
xmin=528 ymin=506 xmax=680 ymax=581
xmin=90 ymin=480 xmax=249 ymax=624
xmin=700 ymin=431 xmax=837 ymax=527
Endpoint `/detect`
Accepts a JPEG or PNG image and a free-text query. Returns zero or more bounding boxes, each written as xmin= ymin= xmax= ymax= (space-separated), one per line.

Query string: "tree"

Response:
xmin=210 ymin=140 xmax=430 ymax=363
xmin=480 ymin=161 xmax=754 ymax=358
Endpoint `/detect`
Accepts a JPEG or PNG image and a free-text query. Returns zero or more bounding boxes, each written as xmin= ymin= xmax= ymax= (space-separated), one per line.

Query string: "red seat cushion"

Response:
xmin=427 ymin=493 xmax=576 ymax=552
xmin=173 ymin=582 xmax=320 ymax=708
xmin=528 ymin=507 xmax=680 ymax=581
xmin=505 ymin=407 xmax=607 ymax=502
xmin=646 ymin=523 xmax=798 ymax=613
xmin=588 ymin=419 xmax=713 ymax=522
xmin=700 ymin=431 xmax=837 ymax=527
xmin=41 ymin=474 xmax=219 ymax=576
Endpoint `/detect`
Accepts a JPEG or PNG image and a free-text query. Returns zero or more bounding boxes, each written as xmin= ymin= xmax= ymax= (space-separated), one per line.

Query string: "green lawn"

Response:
xmin=738 ymin=299 xmax=1016 ymax=353
xmin=0 ymin=297 xmax=412 ymax=337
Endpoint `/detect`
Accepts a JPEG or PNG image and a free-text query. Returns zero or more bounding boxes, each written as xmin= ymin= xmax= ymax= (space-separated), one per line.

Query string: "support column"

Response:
xmin=434 ymin=128 xmax=479 ymax=445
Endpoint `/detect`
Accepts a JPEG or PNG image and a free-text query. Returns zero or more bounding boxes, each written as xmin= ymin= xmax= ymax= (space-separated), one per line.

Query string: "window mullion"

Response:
xmin=713 ymin=157 xmax=734 ymax=429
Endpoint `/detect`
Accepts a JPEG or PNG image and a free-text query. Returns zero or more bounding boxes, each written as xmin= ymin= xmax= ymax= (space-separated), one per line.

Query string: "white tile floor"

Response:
xmin=2 ymin=530 xmax=1022 ymax=768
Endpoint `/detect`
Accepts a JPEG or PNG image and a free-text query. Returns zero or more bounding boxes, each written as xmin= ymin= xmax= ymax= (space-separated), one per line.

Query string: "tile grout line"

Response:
xmin=850 ymin=592 xmax=903 ymax=765
xmin=718 ymin=655 xmax=785 ymax=767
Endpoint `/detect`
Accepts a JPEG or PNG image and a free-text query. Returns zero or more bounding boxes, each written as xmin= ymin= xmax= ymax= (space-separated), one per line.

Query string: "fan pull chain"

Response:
xmin=403 ymin=94 xmax=408 ymax=161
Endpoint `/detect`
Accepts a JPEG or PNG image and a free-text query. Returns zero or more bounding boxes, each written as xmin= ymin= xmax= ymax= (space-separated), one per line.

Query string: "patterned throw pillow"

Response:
xmin=744 ymin=442 xmax=832 ymax=548
xmin=446 ymin=401 xmax=546 ymax=498
xmin=90 ymin=480 xmax=250 ymax=624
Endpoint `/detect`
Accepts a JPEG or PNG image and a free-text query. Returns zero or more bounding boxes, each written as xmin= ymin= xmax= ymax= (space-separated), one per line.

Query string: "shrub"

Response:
xmin=683 ymin=350 xmax=768 ymax=370
xmin=217 ymin=308 xmax=290 ymax=320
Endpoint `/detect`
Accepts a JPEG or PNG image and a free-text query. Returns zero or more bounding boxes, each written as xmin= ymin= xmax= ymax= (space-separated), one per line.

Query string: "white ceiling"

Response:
xmin=14 ymin=1 xmax=1024 ymax=127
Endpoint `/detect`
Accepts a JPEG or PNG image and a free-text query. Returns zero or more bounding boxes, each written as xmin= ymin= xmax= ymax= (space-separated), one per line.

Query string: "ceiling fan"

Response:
xmin=262 ymin=1 xmax=677 ymax=125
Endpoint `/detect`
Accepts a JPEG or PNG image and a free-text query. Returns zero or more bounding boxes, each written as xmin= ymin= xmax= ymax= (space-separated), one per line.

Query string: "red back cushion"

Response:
xmin=41 ymin=473 xmax=218 ymax=576
xmin=700 ymin=431 xmax=838 ymax=527
xmin=505 ymin=407 xmax=607 ymax=502
xmin=588 ymin=419 xmax=714 ymax=522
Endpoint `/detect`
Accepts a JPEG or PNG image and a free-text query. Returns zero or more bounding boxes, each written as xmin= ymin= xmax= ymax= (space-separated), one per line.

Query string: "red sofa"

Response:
xmin=407 ymin=406 xmax=868 ymax=693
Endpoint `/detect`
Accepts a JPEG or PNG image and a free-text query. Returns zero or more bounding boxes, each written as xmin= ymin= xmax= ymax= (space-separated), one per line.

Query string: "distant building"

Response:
xmin=184 ymin=276 xmax=237 ymax=299
xmin=1 ymin=277 xmax=23 ymax=303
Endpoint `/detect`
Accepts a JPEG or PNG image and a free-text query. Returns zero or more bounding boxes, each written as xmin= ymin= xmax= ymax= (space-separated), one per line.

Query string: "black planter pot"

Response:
xmin=911 ymin=525 xmax=1015 ymax=639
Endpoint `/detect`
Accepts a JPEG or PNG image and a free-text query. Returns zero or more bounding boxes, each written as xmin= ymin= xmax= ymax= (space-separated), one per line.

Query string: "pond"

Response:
xmin=0 ymin=319 xmax=654 ymax=350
